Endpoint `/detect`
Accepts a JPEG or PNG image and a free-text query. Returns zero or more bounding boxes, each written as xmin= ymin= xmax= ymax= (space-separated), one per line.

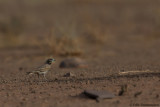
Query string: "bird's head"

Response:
xmin=46 ymin=58 xmax=56 ymax=65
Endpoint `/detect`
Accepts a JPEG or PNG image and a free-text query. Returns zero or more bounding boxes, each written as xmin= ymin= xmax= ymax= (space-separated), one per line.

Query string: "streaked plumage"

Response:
xmin=27 ymin=58 xmax=56 ymax=80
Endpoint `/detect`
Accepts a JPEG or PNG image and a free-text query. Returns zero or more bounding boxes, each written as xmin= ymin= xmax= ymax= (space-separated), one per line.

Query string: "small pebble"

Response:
xmin=83 ymin=89 xmax=115 ymax=101
xmin=63 ymin=72 xmax=75 ymax=77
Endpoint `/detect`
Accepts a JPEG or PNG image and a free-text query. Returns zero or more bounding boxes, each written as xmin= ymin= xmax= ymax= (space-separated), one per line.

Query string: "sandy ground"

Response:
xmin=0 ymin=37 xmax=160 ymax=107
xmin=0 ymin=0 xmax=160 ymax=107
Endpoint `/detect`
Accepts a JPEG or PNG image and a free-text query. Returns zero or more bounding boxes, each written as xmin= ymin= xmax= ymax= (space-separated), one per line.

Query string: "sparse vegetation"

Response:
xmin=1 ymin=0 xmax=159 ymax=55
xmin=0 ymin=1 xmax=160 ymax=107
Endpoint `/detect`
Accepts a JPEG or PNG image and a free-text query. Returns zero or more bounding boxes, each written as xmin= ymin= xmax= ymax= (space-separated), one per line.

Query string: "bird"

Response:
xmin=27 ymin=58 xmax=56 ymax=80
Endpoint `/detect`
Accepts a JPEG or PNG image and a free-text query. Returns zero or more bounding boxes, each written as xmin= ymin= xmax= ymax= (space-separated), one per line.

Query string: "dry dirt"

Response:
xmin=0 ymin=0 xmax=160 ymax=107
xmin=0 ymin=37 xmax=160 ymax=107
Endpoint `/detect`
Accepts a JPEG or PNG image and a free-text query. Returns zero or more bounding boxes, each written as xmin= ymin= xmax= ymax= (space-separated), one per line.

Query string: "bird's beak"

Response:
xmin=52 ymin=59 xmax=56 ymax=62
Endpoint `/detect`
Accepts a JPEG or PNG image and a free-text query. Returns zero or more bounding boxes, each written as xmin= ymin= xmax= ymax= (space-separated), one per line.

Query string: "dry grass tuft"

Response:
xmin=83 ymin=23 xmax=108 ymax=45
xmin=44 ymin=29 xmax=83 ymax=56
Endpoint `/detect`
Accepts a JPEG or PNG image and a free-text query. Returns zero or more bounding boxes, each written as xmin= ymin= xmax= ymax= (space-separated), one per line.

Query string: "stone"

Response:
xmin=118 ymin=84 xmax=128 ymax=96
xmin=59 ymin=58 xmax=88 ymax=68
xmin=63 ymin=72 xmax=75 ymax=77
xmin=134 ymin=91 xmax=142 ymax=97
xmin=83 ymin=90 xmax=115 ymax=101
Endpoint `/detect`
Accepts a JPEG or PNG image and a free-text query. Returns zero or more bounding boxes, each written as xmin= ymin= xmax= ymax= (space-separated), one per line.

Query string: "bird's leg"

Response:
xmin=37 ymin=73 xmax=40 ymax=79
xmin=37 ymin=73 xmax=43 ymax=82
xmin=43 ymin=74 xmax=47 ymax=81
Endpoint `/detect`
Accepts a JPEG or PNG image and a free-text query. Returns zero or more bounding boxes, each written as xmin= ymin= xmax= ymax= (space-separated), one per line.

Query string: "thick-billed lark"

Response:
xmin=27 ymin=58 xmax=56 ymax=80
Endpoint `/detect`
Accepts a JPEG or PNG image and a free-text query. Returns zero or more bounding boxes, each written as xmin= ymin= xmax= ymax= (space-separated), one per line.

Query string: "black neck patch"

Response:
xmin=46 ymin=59 xmax=52 ymax=65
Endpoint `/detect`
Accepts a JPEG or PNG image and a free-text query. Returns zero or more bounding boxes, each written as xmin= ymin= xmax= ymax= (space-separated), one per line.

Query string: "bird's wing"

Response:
xmin=35 ymin=64 xmax=51 ymax=72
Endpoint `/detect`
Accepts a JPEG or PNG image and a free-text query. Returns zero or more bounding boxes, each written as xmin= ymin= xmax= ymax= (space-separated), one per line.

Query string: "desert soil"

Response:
xmin=0 ymin=37 xmax=160 ymax=107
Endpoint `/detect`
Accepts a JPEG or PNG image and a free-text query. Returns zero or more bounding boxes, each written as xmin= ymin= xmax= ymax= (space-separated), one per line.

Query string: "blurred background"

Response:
xmin=0 ymin=1 xmax=160 ymax=106
xmin=0 ymin=0 xmax=160 ymax=57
